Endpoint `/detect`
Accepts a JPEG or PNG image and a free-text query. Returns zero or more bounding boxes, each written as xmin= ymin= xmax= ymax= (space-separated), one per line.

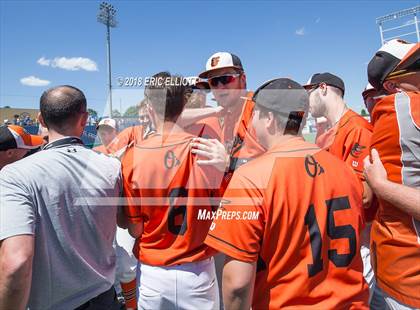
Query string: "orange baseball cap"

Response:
xmin=0 ymin=125 xmax=44 ymax=151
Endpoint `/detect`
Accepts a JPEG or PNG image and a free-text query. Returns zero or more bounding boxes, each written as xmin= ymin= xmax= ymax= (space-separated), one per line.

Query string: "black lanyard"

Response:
xmin=42 ymin=137 xmax=84 ymax=150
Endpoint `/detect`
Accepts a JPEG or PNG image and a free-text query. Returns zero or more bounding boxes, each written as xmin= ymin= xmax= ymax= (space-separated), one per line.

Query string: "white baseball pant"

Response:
xmin=137 ymin=257 xmax=219 ymax=310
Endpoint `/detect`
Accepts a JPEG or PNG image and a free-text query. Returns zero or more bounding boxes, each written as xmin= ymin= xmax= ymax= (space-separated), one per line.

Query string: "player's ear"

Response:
xmin=382 ymin=80 xmax=398 ymax=94
xmin=5 ymin=149 xmax=14 ymax=159
xmin=240 ymin=72 xmax=246 ymax=86
xmin=266 ymin=111 xmax=276 ymax=132
xmin=80 ymin=111 xmax=88 ymax=128
xmin=319 ymin=83 xmax=328 ymax=96
xmin=38 ymin=112 xmax=47 ymax=128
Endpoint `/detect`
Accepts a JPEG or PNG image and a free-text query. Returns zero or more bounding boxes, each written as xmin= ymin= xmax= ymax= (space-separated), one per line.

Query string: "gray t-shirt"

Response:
xmin=0 ymin=138 xmax=122 ymax=309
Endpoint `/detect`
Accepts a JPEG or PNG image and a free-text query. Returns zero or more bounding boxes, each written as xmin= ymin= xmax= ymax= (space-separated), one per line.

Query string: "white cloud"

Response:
xmin=315 ymin=17 xmax=321 ymax=23
xmin=403 ymin=20 xmax=414 ymax=26
xmin=37 ymin=56 xmax=98 ymax=71
xmin=20 ymin=76 xmax=51 ymax=87
xmin=295 ymin=27 xmax=305 ymax=36
xmin=37 ymin=57 xmax=50 ymax=66
xmin=52 ymin=57 xmax=98 ymax=71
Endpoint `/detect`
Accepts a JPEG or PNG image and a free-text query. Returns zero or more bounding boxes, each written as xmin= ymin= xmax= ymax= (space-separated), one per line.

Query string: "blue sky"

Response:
xmin=1 ymin=0 xmax=419 ymax=116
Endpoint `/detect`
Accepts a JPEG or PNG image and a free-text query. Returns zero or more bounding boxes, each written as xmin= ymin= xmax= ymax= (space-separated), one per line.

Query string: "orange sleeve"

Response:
xmin=343 ymin=127 xmax=372 ymax=179
xmin=204 ymin=172 xmax=264 ymax=263
xmin=92 ymin=144 xmax=107 ymax=154
xmin=185 ymin=117 xmax=221 ymax=140
xmin=107 ymin=126 xmax=135 ymax=155
xmin=121 ymin=147 xmax=143 ymax=223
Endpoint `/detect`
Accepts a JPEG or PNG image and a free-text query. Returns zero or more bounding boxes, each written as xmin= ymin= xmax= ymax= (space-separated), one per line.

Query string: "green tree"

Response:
xmin=360 ymin=109 xmax=368 ymax=117
xmin=3 ymin=105 xmax=11 ymax=108
xmin=87 ymin=108 xmax=98 ymax=118
xmin=124 ymin=105 xmax=139 ymax=117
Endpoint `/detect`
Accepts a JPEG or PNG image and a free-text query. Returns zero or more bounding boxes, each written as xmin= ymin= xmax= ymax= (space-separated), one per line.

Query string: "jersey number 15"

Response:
xmin=304 ymin=196 xmax=357 ymax=277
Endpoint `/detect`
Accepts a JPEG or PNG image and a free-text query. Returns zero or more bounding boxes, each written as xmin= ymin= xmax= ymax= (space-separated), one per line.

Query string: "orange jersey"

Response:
xmin=370 ymin=91 xmax=420 ymax=308
xmin=316 ymin=109 xmax=372 ymax=180
xmin=205 ymin=137 xmax=369 ymax=309
xmin=221 ymin=92 xmax=266 ymax=172
xmin=184 ymin=116 xmax=221 ymax=140
xmin=93 ymin=144 xmax=112 ymax=155
xmin=107 ymin=125 xmax=153 ymax=158
xmin=121 ymin=131 xmax=222 ymax=266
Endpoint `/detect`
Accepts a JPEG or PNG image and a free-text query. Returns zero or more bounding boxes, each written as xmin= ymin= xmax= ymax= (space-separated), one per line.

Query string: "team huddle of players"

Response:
xmin=91 ymin=38 xmax=420 ymax=310
xmin=0 ymin=38 xmax=418 ymax=310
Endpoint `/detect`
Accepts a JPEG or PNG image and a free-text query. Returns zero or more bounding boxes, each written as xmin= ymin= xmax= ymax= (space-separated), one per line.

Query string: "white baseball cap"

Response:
xmin=96 ymin=118 xmax=117 ymax=130
xmin=199 ymin=52 xmax=244 ymax=79
xmin=361 ymin=83 xmax=376 ymax=97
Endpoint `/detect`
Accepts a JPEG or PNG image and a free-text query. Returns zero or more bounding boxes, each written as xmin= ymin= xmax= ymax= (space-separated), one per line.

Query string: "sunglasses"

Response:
xmin=208 ymin=74 xmax=240 ymax=87
xmin=386 ymin=60 xmax=420 ymax=80
xmin=386 ymin=69 xmax=419 ymax=80
xmin=306 ymin=85 xmax=319 ymax=94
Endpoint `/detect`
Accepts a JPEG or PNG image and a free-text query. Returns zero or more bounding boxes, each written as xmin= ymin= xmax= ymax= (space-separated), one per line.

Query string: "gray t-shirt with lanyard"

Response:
xmin=0 ymin=136 xmax=122 ymax=309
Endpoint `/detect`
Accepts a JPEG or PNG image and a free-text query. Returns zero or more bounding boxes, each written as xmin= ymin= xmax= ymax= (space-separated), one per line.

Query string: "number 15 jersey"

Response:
xmin=121 ymin=131 xmax=222 ymax=266
xmin=205 ymin=137 xmax=369 ymax=309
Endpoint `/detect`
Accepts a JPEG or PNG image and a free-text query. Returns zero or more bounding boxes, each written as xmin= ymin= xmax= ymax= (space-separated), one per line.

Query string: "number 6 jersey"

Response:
xmin=121 ymin=131 xmax=222 ymax=266
xmin=204 ymin=137 xmax=369 ymax=309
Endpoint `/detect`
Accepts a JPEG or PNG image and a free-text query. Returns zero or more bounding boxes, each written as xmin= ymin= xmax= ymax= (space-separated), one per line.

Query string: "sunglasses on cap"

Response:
xmin=386 ymin=59 xmax=420 ymax=79
xmin=306 ymin=84 xmax=320 ymax=94
xmin=208 ymin=73 xmax=241 ymax=87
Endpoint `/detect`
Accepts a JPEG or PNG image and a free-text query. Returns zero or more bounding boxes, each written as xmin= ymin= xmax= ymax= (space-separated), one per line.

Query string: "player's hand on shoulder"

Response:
xmin=190 ymin=137 xmax=229 ymax=172
xmin=363 ymin=148 xmax=388 ymax=191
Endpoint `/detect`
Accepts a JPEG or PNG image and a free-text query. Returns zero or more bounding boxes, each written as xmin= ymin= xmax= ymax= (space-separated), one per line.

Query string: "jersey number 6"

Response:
xmin=168 ymin=187 xmax=188 ymax=235
xmin=304 ymin=196 xmax=357 ymax=277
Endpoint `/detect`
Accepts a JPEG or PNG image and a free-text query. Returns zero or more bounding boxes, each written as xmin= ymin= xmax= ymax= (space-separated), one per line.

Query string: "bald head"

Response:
xmin=40 ymin=85 xmax=87 ymax=132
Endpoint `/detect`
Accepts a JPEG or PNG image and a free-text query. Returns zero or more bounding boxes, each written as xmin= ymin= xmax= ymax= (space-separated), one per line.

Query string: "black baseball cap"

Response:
xmin=367 ymin=39 xmax=419 ymax=90
xmin=252 ymin=78 xmax=309 ymax=116
xmin=303 ymin=72 xmax=345 ymax=96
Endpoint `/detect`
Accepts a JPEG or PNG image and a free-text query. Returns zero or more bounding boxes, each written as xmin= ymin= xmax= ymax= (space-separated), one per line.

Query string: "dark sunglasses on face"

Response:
xmin=208 ymin=74 xmax=240 ymax=87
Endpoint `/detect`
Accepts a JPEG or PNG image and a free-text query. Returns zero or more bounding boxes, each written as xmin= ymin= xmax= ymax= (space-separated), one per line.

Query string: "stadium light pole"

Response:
xmin=376 ymin=5 xmax=420 ymax=44
xmin=97 ymin=2 xmax=117 ymax=117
